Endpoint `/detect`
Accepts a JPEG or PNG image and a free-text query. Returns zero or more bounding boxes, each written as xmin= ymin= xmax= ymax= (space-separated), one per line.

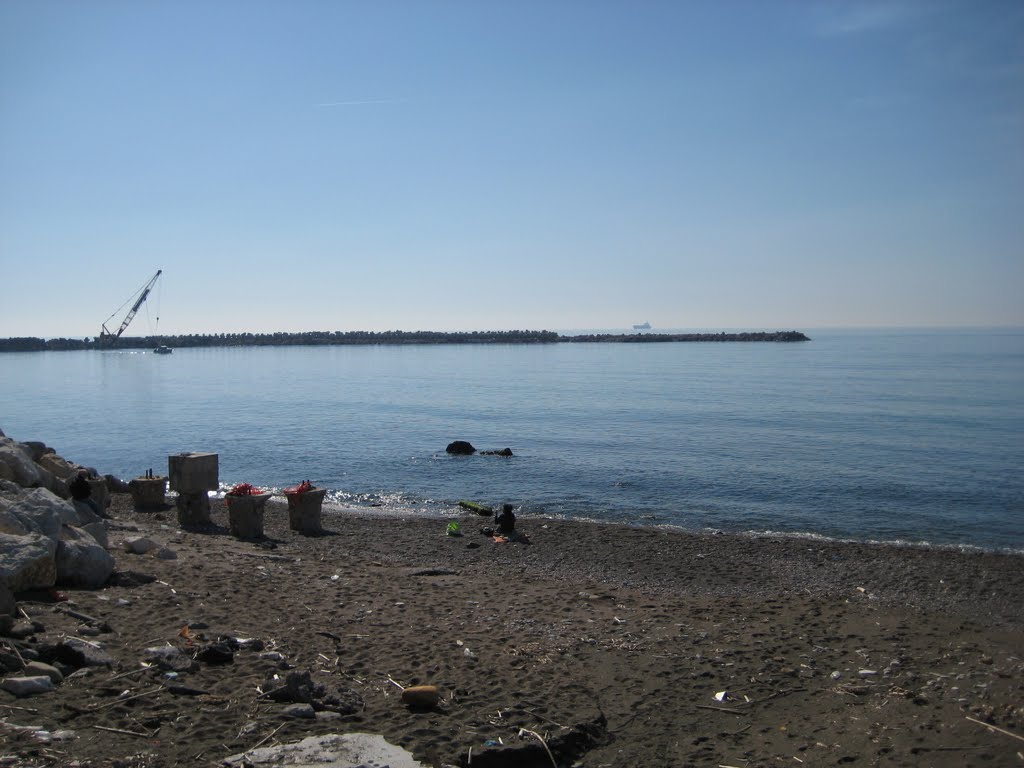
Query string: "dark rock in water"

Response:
xmin=446 ymin=440 xmax=476 ymax=455
xmin=480 ymin=448 xmax=513 ymax=456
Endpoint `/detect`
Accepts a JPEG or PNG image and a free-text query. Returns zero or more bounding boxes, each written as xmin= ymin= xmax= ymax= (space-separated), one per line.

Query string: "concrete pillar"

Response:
xmin=287 ymin=488 xmax=327 ymax=535
xmin=128 ymin=476 xmax=167 ymax=511
xmin=176 ymin=492 xmax=212 ymax=526
xmin=168 ymin=452 xmax=219 ymax=528
xmin=226 ymin=493 xmax=271 ymax=540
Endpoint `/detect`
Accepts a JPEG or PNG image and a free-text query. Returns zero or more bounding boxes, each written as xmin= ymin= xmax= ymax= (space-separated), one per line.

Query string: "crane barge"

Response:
xmin=99 ymin=270 xmax=170 ymax=352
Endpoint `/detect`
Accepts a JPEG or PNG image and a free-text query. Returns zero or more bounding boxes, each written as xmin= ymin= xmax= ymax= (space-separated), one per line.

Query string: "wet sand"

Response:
xmin=3 ymin=494 xmax=1023 ymax=767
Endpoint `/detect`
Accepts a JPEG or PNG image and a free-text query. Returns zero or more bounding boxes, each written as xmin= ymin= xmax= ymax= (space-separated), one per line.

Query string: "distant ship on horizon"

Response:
xmin=632 ymin=322 xmax=652 ymax=330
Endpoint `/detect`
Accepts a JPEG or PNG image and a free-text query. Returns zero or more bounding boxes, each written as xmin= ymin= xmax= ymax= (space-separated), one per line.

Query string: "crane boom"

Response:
xmin=100 ymin=270 xmax=162 ymax=340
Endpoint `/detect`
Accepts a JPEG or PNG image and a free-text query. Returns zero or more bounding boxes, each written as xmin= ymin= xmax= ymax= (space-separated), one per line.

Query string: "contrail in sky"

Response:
xmin=317 ymin=98 xmax=408 ymax=107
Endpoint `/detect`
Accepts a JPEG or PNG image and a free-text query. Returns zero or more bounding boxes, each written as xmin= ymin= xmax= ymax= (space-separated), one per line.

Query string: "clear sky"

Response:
xmin=1 ymin=0 xmax=1022 ymax=338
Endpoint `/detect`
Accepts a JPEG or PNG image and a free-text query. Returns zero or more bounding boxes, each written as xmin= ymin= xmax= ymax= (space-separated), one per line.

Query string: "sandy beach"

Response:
xmin=3 ymin=493 xmax=1023 ymax=767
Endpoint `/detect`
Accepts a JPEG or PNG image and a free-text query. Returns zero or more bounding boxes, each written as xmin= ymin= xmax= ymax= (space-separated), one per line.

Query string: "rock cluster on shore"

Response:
xmin=0 ymin=430 xmax=116 ymax=608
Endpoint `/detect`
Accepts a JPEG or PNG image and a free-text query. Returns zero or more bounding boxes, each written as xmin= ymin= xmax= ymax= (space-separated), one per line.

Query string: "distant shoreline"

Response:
xmin=0 ymin=329 xmax=810 ymax=352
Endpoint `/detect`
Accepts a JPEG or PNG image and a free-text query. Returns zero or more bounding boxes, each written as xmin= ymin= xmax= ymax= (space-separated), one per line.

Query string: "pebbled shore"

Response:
xmin=2 ymin=493 xmax=1022 ymax=767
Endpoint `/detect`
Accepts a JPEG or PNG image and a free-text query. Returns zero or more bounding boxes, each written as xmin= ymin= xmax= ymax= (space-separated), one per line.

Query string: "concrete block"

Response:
xmin=226 ymin=493 xmax=271 ymax=540
xmin=287 ymin=488 xmax=327 ymax=535
xmin=168 ymin=453 xmax=218 ymax=494
xmin=176 ymin=492 xmax=211 ymax=527
xmin=128 ymin=476 xmax=167 ymax=510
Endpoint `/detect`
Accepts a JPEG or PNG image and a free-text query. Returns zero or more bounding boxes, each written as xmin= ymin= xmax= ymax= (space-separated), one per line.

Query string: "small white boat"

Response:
xmin=153 ymin=345 xmax=173 ymax=355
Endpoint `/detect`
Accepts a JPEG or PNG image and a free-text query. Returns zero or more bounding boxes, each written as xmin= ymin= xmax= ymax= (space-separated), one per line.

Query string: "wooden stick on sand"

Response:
xmin=965 ymin=716 xmax=1024 ymax=744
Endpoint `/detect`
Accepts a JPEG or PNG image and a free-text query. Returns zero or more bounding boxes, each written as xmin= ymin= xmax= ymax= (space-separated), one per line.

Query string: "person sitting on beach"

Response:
xmin=495 ymin=503 xmax=516 ymax=534
xmin=69 ymin=470 xmax=101 ymax=516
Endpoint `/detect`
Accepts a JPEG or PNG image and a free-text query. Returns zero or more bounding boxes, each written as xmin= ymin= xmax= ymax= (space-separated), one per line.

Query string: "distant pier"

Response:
xmin=0 ymin=329 xmax=810 ymax=352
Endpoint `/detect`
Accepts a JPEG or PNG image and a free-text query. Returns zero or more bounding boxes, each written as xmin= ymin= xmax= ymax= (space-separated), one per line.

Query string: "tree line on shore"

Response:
xmin=0 ymin=329 xmax=809 ymax=352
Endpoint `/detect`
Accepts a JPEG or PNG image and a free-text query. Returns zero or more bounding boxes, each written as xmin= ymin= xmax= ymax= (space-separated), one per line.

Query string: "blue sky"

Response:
xmin=2 ymin=0 xmax=1022 ymax=337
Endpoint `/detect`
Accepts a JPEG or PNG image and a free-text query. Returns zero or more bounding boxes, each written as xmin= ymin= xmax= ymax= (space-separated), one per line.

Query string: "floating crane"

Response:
xmin=100 ymin=269 xmax=162 ymax=342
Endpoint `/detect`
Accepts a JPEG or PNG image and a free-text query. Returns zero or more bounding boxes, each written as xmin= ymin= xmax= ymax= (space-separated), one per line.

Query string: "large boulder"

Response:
xmin=20 ymin=441 xmax=53 ymax=462
xmin=35 ymin=465 xmax=70 ymax=499
xmin=445 ymin=440 xmax=476 ymax=455
xmin=0 ymin=488 xmax=78 ymax=538
xmin=37 ymin=453 xmax=78 ymax=481
xmin=0 ymin=435 xmax=117 ymax=594
xmin=71 ymin=500 xmax=104 ymax=527
xmin=0 ymin=438 xmax=41 ymax=487
xmin=56 ymin=526 xmax=115 ymax=588
xmin=0 ymin=532 xmax=57 ymax=592
xmin=81 ymin=521 xmax=110 ymax=549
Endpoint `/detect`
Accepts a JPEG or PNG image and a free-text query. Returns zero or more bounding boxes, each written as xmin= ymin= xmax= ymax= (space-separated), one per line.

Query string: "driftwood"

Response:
xmin=90 ymin=686 xmax=162 ymax=711
xmin=248 ymin=722 xmax=286 ymax=751
xmin=965 ymin=715 xmax=1024 ymax=744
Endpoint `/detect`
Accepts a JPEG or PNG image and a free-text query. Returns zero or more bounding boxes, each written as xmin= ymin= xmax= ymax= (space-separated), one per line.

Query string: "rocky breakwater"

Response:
xmin=0 ymin=429 xmax=123 ymax=690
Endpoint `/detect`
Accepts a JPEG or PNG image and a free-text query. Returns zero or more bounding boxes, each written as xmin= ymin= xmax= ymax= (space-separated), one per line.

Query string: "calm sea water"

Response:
xmin=1 ymin=329 xmax=1022 ymax=551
